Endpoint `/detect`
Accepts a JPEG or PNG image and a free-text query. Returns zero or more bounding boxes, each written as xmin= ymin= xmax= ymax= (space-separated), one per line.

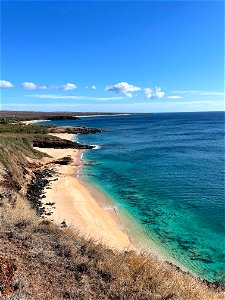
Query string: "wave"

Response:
xmin=91 ymin=145 xmax=101 ymax=150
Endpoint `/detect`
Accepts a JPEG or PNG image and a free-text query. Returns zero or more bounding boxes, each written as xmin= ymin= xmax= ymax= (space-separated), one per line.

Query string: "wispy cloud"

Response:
xmin=198 ymin=92 xmax=225 ymax=96
xmin=22 ymin=82 xmax=77 ymax=90
xmin=4 ymin=100 xmax=224 ymax=113
xmin=172 ymin=90 xmax=225 ymax=96
xmin=26 ymin=94 xmax=126 ymax=101
xmin=105 ymin=82 xmax=141 ymax=98
xmin=0 ymin=80 xmax=14 ymax=88
xmin=168 ymin=95 xmax=182 ymax=99
xmin=22 ymin=82 xmax=47 ymax=90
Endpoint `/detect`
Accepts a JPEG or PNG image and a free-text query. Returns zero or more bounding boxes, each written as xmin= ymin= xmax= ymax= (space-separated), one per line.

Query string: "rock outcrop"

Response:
xmin=49 ymin=125 xmax=108 ymax=134
xmin=33 ymin=138 xmax=94 ymax=149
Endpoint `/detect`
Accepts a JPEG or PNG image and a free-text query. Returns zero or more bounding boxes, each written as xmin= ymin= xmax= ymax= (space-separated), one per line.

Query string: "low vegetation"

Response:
xmin=0 ymin=120 xmax=224 ymax=299
xmin=0 ymin=124 xmax=49 ymax=134
xmin=0 ymin=110 xmax=119 ymax=123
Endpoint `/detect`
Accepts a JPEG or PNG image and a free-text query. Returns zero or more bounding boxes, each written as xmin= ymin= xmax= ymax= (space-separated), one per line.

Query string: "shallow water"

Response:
xmin=40 ymin=112 xmax=225 ymax=283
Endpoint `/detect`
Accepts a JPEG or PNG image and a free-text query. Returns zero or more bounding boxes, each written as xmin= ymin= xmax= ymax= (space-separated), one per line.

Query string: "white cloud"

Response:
xmin=22 ymin=82 xmax=77 ymax=90
xmin=0 ymin=80 xmax=14 ymax=88
xmin=144 ymin=88 xmax=154 ymax=99
xmin=168 ymin=95 xmax=182 ymax=99
xmin=26 ymin=94 xmax=125 ymax=101
xmin=60 ymin=83 xmax=77 ymax=91
xmin=144 ymin=87 xmax=165 ymax=99
xmin=22 ymin=82 xmax=47 ymax=90
xmin=105 ymin=82 xmax=141 ymax=97
xmin=155 ymin=87 xmax=165 ymax=98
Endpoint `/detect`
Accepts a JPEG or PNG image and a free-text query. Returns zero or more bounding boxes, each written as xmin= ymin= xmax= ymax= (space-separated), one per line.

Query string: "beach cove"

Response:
xmin=31 ymin=133 xmax=133 ymax=252
xmin=30 ymin=130 xmax=186 ymax=270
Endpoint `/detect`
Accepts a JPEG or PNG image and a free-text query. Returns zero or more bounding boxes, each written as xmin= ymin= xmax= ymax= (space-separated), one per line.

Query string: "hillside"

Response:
xmin=0 ymin=123 xmax=224 ymax=299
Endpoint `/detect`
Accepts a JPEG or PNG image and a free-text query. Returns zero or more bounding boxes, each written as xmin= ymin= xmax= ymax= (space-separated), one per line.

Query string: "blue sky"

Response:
xmin=1 ymin=0 xmax=224 ymax=112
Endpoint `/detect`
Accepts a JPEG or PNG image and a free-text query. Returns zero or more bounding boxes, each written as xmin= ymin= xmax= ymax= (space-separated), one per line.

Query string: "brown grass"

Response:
xmin=0 ymin=191 xmax=224 ymax=300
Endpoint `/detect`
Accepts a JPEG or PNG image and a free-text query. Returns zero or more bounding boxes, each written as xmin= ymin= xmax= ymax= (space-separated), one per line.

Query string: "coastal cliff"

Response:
xmin=0 ymin=121 xmax=224 ymax=299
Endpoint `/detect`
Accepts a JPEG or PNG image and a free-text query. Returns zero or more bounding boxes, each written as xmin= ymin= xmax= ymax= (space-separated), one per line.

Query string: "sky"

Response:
xmin=1 ymin=0 xmax=224 ymax=113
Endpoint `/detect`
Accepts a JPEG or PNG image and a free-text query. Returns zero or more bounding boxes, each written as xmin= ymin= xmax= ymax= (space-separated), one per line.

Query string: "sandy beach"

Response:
xmin=33 ymin=133 xmax=133 ymax=251
xmin=22 ymin=119 xmax=49 ymax=125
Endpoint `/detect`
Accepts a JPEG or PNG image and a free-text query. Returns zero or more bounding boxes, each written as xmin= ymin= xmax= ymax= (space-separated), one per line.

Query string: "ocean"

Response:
xmin=40 ymin=111 xmax=225 ymax=283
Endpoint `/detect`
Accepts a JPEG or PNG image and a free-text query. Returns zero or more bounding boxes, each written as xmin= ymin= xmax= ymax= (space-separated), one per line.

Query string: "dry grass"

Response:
xmin=0 ymin=134 xmax=50 ymax=187
xmin=0 ymin=191 xmax=224 ymax=300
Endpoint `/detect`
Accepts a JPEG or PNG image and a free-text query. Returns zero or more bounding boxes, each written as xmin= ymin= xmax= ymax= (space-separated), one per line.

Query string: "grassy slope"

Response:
xmin=0 ymin=124 xmax=224 ymax=299
xmin=0 ymin=125 xmax=51 ymax=186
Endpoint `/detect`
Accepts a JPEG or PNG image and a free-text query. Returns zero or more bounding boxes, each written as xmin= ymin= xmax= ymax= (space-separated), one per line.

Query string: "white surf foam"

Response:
xmin=90 ymin=145 xmax=101 ymax=150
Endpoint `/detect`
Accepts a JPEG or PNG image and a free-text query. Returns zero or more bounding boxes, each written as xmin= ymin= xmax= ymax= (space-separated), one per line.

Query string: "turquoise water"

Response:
xmin=40 ymin=112 xmax=225 ymax=283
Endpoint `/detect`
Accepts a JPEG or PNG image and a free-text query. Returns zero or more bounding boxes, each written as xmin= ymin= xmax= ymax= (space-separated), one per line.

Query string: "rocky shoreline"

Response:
xmin=32 ymin=125 xmax=107 ymax=149
xmin=26 ymin=167 xmax=57 ymax=216
xmin=49 ymin=125 xmax=108 ymax=135
xmin=33 ymin=138 xmax=94 ymax=149
xmin=27 ymin=124 xmax=106 ymax=215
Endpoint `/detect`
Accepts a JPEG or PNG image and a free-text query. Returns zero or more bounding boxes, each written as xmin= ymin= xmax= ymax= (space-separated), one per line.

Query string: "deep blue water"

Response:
xmin=40 ymin=112 xmax=225 ymax=283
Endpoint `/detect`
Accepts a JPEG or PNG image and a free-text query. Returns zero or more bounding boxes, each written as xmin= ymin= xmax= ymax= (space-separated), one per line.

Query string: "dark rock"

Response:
xmin=52 ymin=156 xmax=73 ymax=165
xmin=61 ymin=220 xmax=68 ymax=228
xmin=33 ymin=138 xmax=93 ymax=149
xmin=202 ymin=279 xmax=225 ymax=292
xmin=49 ymin=125 xmax=108 ymax=135
xmin=26 ymin=168 xmax=56 ymax=216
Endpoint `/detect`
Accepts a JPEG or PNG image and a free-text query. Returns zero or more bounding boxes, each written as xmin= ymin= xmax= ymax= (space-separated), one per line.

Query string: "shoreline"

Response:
xmin=22 ymin=119 xmax=49 ymax=125
xmin=80 ymin=168 xmax=190 ymax=268
xmin=33 ymin=133 xmax=134 ymax=251
xmin=33 ymin=131 xmax=195 ymax=275
xmin=75 ymin=139 xmax=210 ymax=281
xmin=28 ymin=126 xmax=220 ymax=285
